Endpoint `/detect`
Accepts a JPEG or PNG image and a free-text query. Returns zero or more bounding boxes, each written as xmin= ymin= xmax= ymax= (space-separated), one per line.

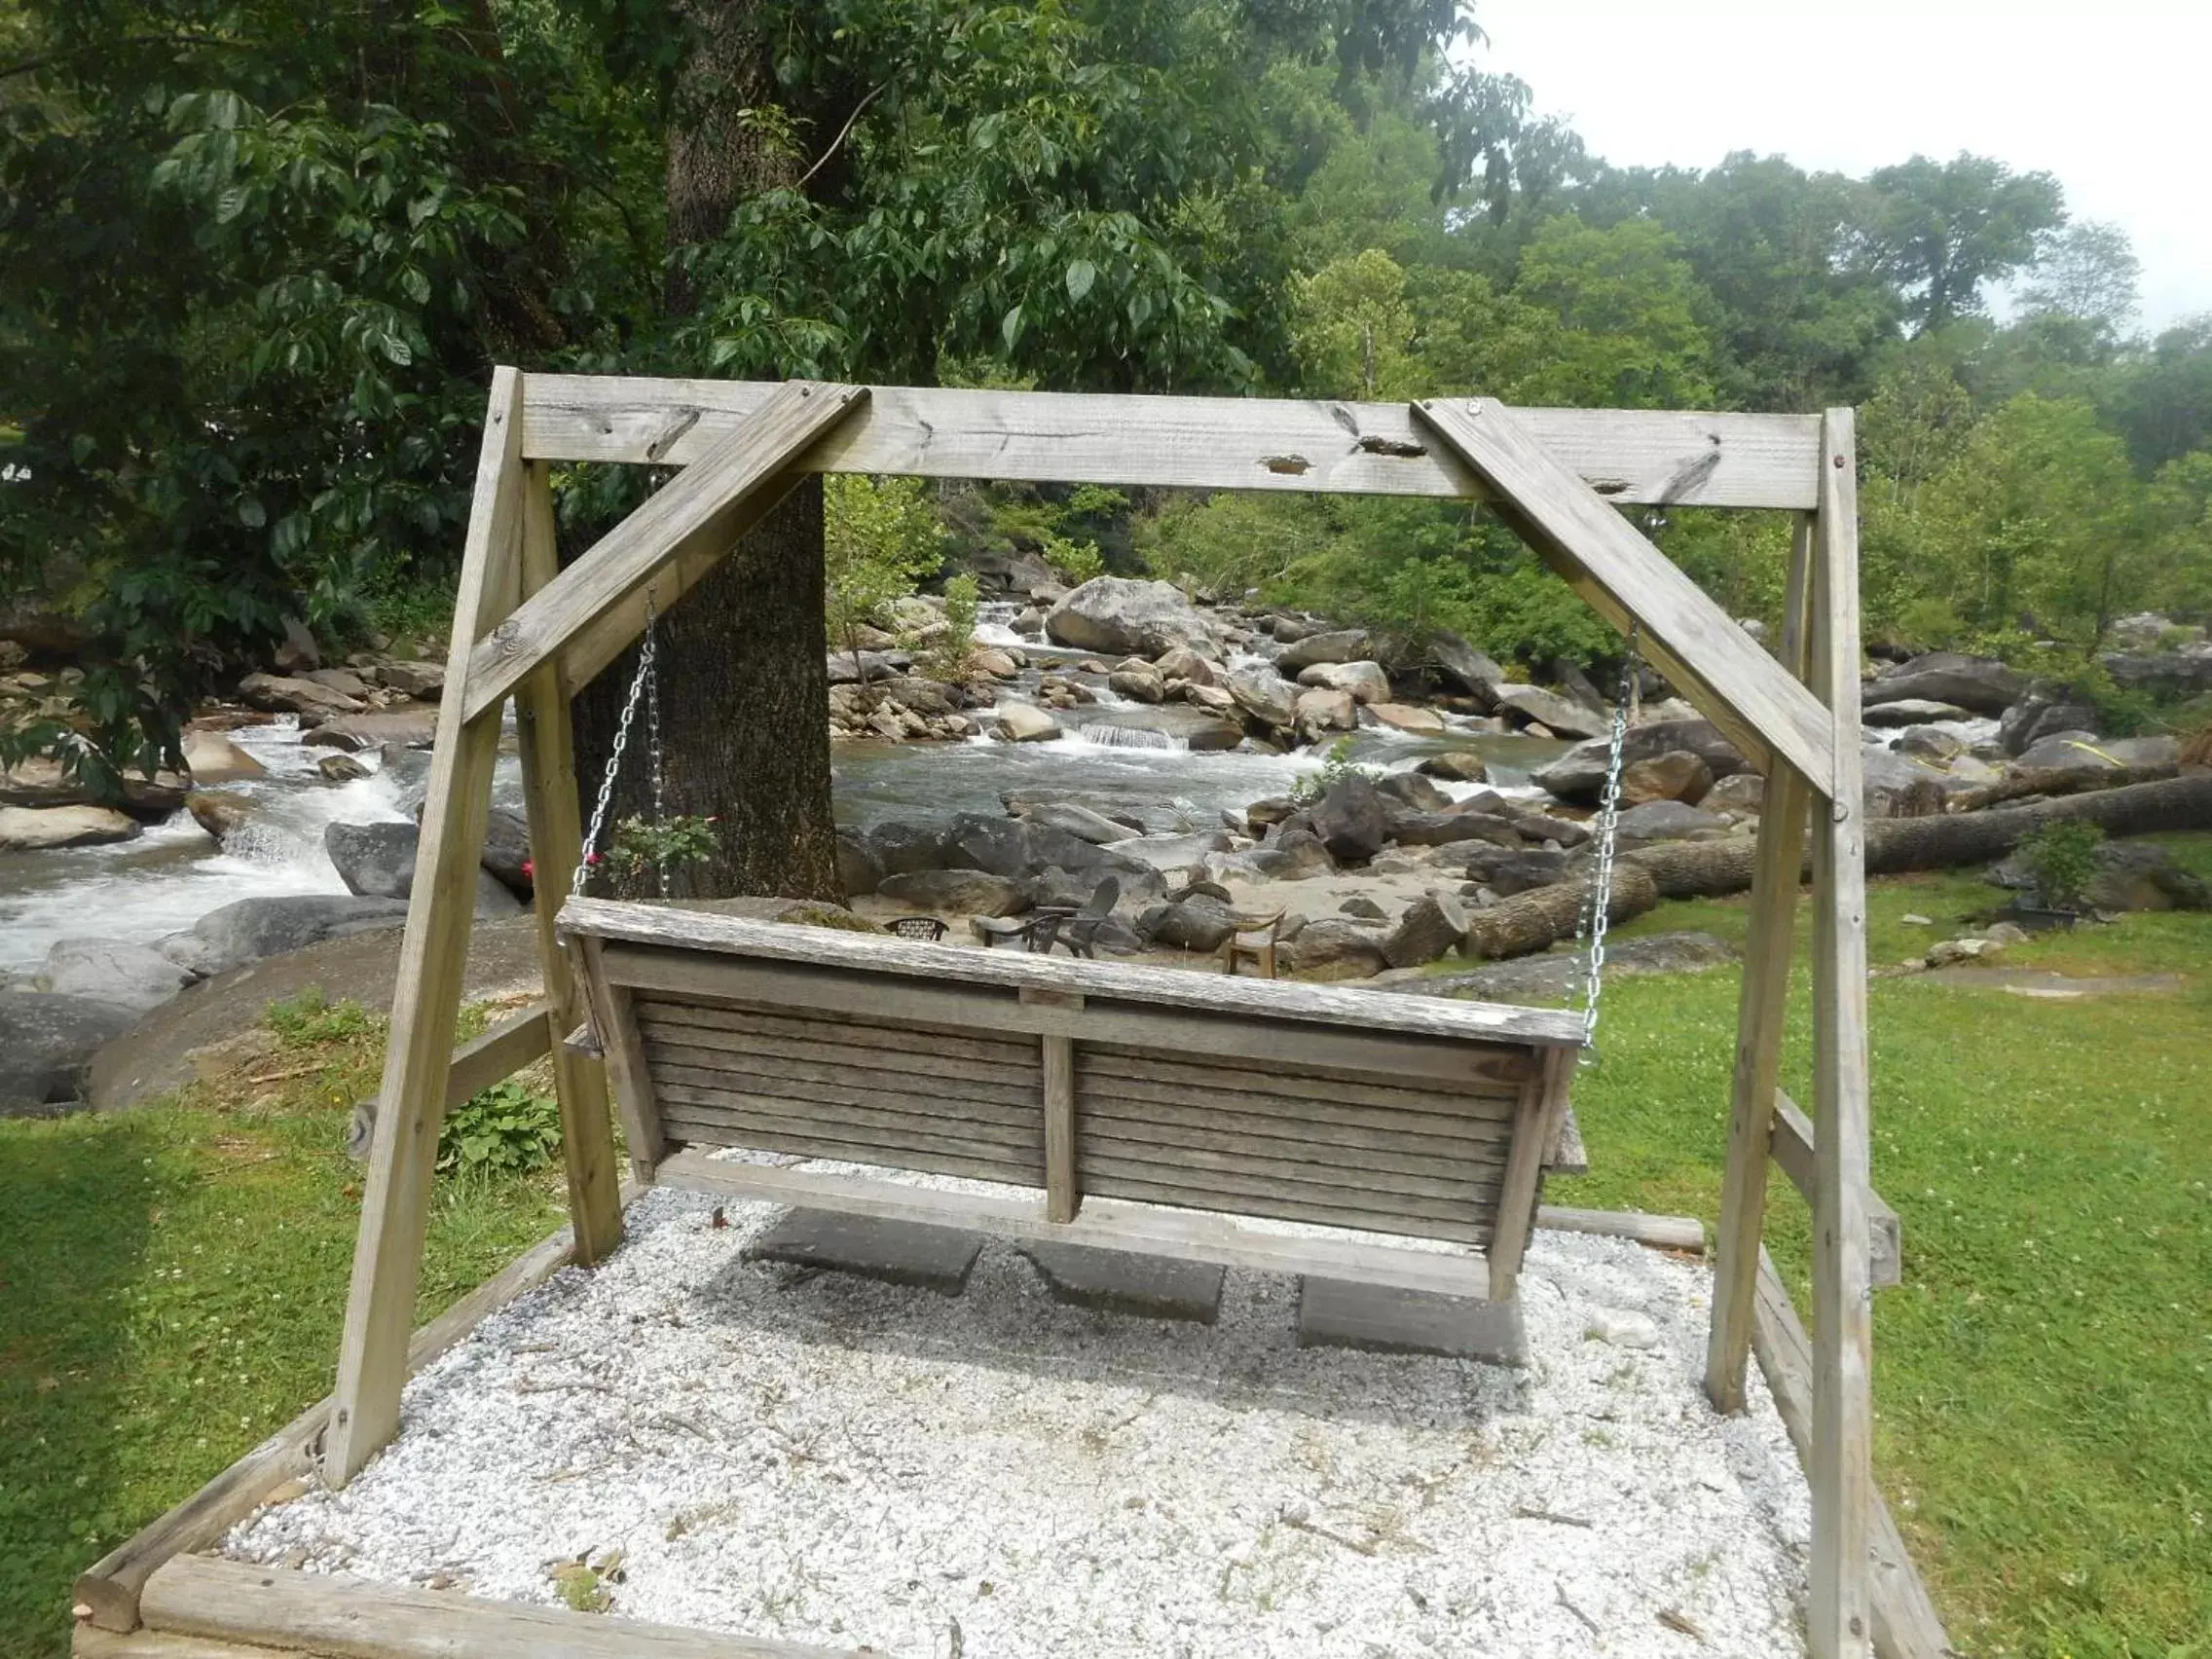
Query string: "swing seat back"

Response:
xmin=561 ymin=897 xmax=1584 ymax=1303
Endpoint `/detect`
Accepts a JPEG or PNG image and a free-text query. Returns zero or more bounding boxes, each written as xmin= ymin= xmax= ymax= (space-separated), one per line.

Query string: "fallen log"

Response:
xmin=1946 ymin=761 xmax=2176 ymax=813
xmin=1625 ymin=772 xmax=2212 ymax=901
xmin=1463 ymin=862 xmax=1658 ymax=960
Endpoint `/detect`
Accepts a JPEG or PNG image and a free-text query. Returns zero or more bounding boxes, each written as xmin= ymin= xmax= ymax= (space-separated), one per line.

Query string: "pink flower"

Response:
xmin=585 ymin=852 xmax=604 ymax=866
xmin=521 ymin=859 xmax=535 ymax=879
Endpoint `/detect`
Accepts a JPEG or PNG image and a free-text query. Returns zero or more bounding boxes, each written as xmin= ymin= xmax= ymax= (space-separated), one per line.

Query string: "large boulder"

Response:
xmin=1308 ymin=775 xmax=1389 ymax=863
xmin=237 ymin=672 xmax=362 ymax=720
xmin=943 ymin=813 xmax=1149 ymax=885
xmin=158 ymin=895 xmax=414 ymax=979
xmin=835 ymin=830 xmax=883 ymax=898
xmin=1375 ymin=771 xmax=1452 ymax=814
xmin=0 ymin=804 xmax=141 ymax=851
xmin=1861 ymin=747 xmax=1952 ymax=818
xmin=1862 ymin=651 xmax=2026 ymax=718
xmin=1274 ymin=629 xmax=1370 ymax=674
xmin=1620 ymin=751 xmax=1714 ymax=806
xmin=2010 ymin=732 xmax=2179 ymax=783
xmin=1493 ymin=683 xmax=1606 ymax=740
xmin=0 ymin=991 xmax=139 ymax=1113
xmin=867 ymin=821 xmax=950 ymax=877
xmin=1284 ymin=918 xmax=1387 ymax=979
xmin=181 ymin=730 xmax=267 ymax=783
xmin=1107 ymin=663 xmax=1166 ymax=704
xmin=1703 ymin=773 xmax=1765 ymax=815
xmin=992 ymin=701 xmax=1062 ymax=743
xmin=301 ymin=705 xmax=438 ymax=753
xmin=1004 ymin=790 xmax=1155 ymax=834
xmin=1481 ymin=849 xmax=1571 ymax=897
xmin=1045 ymin=577 xmax=1219 ymax=658
xmin=379 ymin=659 xmax=447 ymax=699
xmin=1225 ymin=664 xmax=1299 ymax=729
xmin=1418 ymin=751 xmax=1490 ymax=784
xmin=186 ymin=791 xmax=255 ymax=846
xmin=1613 ymin=800 xmax=1732 ymax=845
xmin=1293 ymin=686 xmax=1358 ymax=738
xmin=1391 ymin=810 xmax=1524 ymax=849
xmin=1249 ymin=827 xmax=1334 ymax=879
xmin=1153 ymin=645 xmax=1220 ymax=686
xmin=1534 ymin=719 xmax=1747 ymax=803
xmin=1999 ymin=690 xmax=2099 ymax=756
xmin=1366 ymin=702 xmax=1445 ymax=735
xmin=1382 ymin=892 xmax=1469 ymax=969
xmin=479 ymin=806 xmax=535 ymax=900
xmin=324 ymin=821 xmax=421 ymax=899
xmin=1296 ymin=659 xmax=1391 ymax=704
xmin=877 ymin=869 xmax=1031 ymax=916
xmin=0 ymin=756 xmax=186 ymax=820
xmin=35 ymin=938 xmax=192 ymax=1013
xmin=1426 ymin=631 xmax=1507 ymax=707
xmin=1021 ymin=800 xmax=1139 ymax=845
xmin=2101 ymin=649 xmax=2212 ymax=699
xmin=1989 ymin=840 xmax=2210 ymax=913
xmin=1104 ymin=830 xmax=1233 ymax=872
xmin=1861 ymin=698 xmax=1972 ymax=728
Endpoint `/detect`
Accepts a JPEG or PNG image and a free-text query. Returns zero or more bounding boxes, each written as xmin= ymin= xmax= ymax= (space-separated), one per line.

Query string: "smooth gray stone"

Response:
xmin=742 ymin=1208 xmax=981 ymax=1295
xmin=1296 ymin=1276 xmax=1528 ymax=1366
xmin=1018 ymin=1242 xmax=1225 ymax=1323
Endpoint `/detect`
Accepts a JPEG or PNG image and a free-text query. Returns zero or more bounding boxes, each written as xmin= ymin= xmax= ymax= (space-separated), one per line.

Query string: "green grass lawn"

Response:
xmin=1 ymin=846 xmax=2207 ymax=1658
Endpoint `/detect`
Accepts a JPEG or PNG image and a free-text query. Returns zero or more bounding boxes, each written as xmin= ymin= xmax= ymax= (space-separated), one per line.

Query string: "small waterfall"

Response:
xmin=1065 ymin=722 xmax=1189 ymax=754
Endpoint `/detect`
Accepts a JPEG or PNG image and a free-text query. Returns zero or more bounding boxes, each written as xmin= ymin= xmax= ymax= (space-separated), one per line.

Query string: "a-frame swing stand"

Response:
xmin=73 ymin=377 xmax=1952 ymax=1659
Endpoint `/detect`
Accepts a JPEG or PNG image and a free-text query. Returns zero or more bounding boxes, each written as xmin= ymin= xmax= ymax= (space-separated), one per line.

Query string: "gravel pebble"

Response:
xmin=228 ymin=1181 xmax=1812 ymax=1656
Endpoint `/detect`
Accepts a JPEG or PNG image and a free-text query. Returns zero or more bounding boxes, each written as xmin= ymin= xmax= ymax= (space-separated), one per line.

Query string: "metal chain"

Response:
xmin=644 ymin=594 xmax=668 ymax=899
xmin=1575 ymin=625 xmax=1640 ymax=1056
xmin=571 ymin=593 xmax=659 ymax=896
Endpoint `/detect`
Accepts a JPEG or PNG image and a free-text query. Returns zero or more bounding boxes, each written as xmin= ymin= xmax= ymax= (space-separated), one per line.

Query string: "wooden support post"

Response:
xmin=514 ymin=461 xmax=623 ymax=1266
xmin=572 ymin=936 xmax=662 ymax=1185
xmin=324 ymin=369 xmax=529 ymax=1487
xmin=1705 ymin=513 xmax=1817 ymax=1413
xmin=1485 ymin=1045 xmax=1571 ymax=1302
xmin=1021 ymin=987 xmax=1083 ymax=1223
xmin=1807 ymin=407 xmax=1876 ymax=1659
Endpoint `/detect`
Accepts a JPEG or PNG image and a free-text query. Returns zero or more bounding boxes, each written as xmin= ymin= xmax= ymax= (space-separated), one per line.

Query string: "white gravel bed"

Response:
xmin=228 ymin=1182 xmax=1812 ymax=1657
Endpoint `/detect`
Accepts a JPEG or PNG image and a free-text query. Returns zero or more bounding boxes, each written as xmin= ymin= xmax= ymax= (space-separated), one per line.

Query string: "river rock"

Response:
xmin=878 ymin=868 xmax=1030 ymax=916
xmin=1991 ymin=841 xmax=2209 ymax=913
xmin=1070 ymin=706 xmax=1244 ymax=752
xmin=2101 ymin=648 xmax=2212 ymax=699
xmin=35 ymin=938 xmax=192 ymax=1013
xmin=1297 ymin=659 xmax=1390 ymax=704
xmin=1045 ymin=577 xmax=1219 ymax=658
xmin=1366 ymin=702 xmax=1445 ymax=735
xmin=1426 ymin=631 xmax=1507 ymax=707
xmin=993 ymin=702 xmax=1062 ymax=743
xmin=1293 ymin=686 xmax=1357 ymax=737
xmin=1860 ymin=698 xmax=1972 ymax=728
xmin=1104 ymin=830 xmax=1233 ymax=873
xmin=1184 ymin=682 xmax=1237 ymax=716
xmin=1309 ymin=775 xmax=1388 ymax=863
xmin=1863 ymin=651 xmax=2025 ymax=718
xmin=1614 ymin=800 xmax=1731 ymax=844
xmin=826 ymin=649 xmax=905 ymax=684
xmin=1998 ymin=691 xmax=2093 ymax=756
xmin=272 ymin=615 xmax=320 ymax=675
xmin=1107 ymin=664 xmax=1166 ymax=703
xmin=1392 ymin=810 xmax=1524 ymax=849
xmin=378 ymin=659 xmax=446 ymax=699
xmin=836 ymin=830 xmax=882 ymax=898
xmin=1226 ymin=664 xmax=1299 ymax=729
xmin=972 ymin=647 xmax=1021 ymax=680
xmin=1376 ymin=772 xmax=1452 ymax=813
xmin=1022 ymin=801 xmax=1139 ymax=844
xmin=1858 ymin=747 xmax=1950 ymax=817
xmin=1493 ymin=683 xmax=1606 ymax=740
xmin=2010 ymin=732 xmax=2178 ymax=782
xmin=1285 ymin=918 xmax=1387 ymax=979
xmin=0 ymin=990 xmax=140 ymax=1113
xmin=0 ymin=757 xmax=186 ymax=820
xmin=325 ymin=821 xmax=420 ymax=899
xmin=1534 ymin=719 xmax=1746 ymax=803
xmin=867 ymin=821 xmax=949 ymax=876
xmin=1382 ymin=892 xmax=1469 ymax=968
xmin=158 ymin=894 xmax=412 ymax=979
xmin=1250 ymin=826 xmax=1334 ymax=879
xmin=186 ymin=791 xmax=254 ymax=844
xmin=1896 ymin=725 xmax=1965 ymax=763
xmin=301 ymin=705 xmax=439 ymax=752
xmin=304 ymin=667 xmax=373 ymax=700
xmin=480 ymin=806 xmax=535 ymax=899
xmin=1274 ymin=629 xmax=1369 ymax=673
xmin=1621 ymin=751 xmax=1714 ymax=806
xmin=316 ymin=754 xmax=370 ymax=782
xmin=1418 ymin=751 xmax=1489 ymax=783
xmin=944 ymin=813 xmax=1147 ymax=887
xmin=1153 ymin=646 xmax=1220 ymax=685
xmin=1703 ymin=772 xmax=1765 ymax=815
xmin=182 ymin=730 xmax=267 ymax=782
xmin=0 ymin=803 xmax=142 ymax=851
xmin=238 ymin=671 xmax=362 ymax=719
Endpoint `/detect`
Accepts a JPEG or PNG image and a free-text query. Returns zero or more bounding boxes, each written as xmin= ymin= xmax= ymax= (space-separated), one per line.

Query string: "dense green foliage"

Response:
xmin=2 ymin=0 xmax=2209 ymax=786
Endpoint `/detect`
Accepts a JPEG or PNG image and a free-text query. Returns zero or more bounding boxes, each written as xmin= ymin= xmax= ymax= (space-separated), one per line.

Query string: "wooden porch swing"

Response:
xmin=72 ymin=375 xmax=1952 ymax=1659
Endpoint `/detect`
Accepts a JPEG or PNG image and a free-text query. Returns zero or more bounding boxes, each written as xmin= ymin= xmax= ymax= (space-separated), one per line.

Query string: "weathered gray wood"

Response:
xmin=659 ymin=1151 xmax=1493 ymax=1298
xmin=1485 ymin=1047 xmax=1574 ymax=1301
xmin=519 ymin=377 xmax=1824 ymax=509
xmin=641 ymin=996 xmax=1038 ymax=1059
xmin=661 ymin=1115 xmax=1043 ymax=1188
xmin=654 ymin=1075 xmax=1042 ymax=1143
xmin=1042 ymin=1032 xmax=1079 ymax=1223
xmin=328 ymin=367 xmax=527 ymax=1487
xmin=646 ymin=1044 xmax=1043 ymax=1115
xmin=1078 ymin=1094 xmax=1510 ymax=1176
xmin=1808 ymin=405 xmax=1876 ymax=1659
xmin=637 ymin=1010 xmax=1038 ymax=1084
xmin=1414 ymin=397 xmax=1837 ymax=794
xmin=514 ymin=459 xmax=624 ymax=1267
xmin=1078 ymin=1045 xmax=1528 ymax=1107
xmin=74 ymin=1627 xmax=278 ymax=1658
xmin=575 ymin=937 xmax=662 ymax=1184
xmin=1073 ymin=1124 xmax=1502 ymax=1209
xmin=1535 ymin=1206 xmax=1705 ymax=1251
xmin=563 ymin=899 xmax=1585 ymax=1047
xmin=1751 ymin=1252 xmax=1955 ymax=1659
xmin=1771 ymin=1090 xmax=1901 ymax=1290
xmin=461 ymin=382 xmax=868 ymax=722
xmin=139 ymin=1552 xmax=852 ymax=1658
xmin=1706 ymin=511 xmax=1817 ymax=1415
xmin=75 ymin=1210 xmax=591 ymax=1633
xmin=1075 ymin=1163 xmax=1493 ymax=1244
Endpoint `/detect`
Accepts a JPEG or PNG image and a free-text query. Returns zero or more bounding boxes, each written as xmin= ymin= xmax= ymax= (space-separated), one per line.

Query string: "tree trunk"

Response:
xmin=571 ymin=0 xmax=841 ymax=903
xmin=1462 ymin=864 xmax=1658 ymax=961
xmin=1621 ymin=774 xmax=2212 ymax=903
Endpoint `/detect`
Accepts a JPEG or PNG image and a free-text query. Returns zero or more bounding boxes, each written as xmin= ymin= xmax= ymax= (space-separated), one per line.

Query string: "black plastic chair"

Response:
xmin=886 ymin=915 xmax=949 ymax=942
xmin=1045 ymin=877 xmax=1121 ymax=959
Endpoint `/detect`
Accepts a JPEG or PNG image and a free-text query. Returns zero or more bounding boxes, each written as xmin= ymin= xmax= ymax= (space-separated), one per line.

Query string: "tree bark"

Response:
xmin=571 ymin=0 xmax=841 ymax=902
xmin=1462 ymin=864 xmax=1658 ymax=961
xmin=1622 ymin=774 xmax=2212 ymax=903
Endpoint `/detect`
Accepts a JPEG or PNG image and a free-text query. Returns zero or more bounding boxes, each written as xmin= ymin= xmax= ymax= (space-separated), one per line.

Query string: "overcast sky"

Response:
xmin=1470 ymin=0 xmax=2211 ymax=333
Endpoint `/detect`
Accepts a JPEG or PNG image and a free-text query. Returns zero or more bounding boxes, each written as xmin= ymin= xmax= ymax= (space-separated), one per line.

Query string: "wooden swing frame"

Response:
xmin=72 ymin=374 xmax=1953 ymax=1659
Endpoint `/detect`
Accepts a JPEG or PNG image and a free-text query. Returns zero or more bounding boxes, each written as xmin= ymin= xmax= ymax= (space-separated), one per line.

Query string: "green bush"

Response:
xmin=436 ymin=1079 xmax=560 ymax=1178
xmin=2019 ymin=821 xmax=2106 ymax=911
xmin=1288 ymin=736 xmax=1379 ymax=805
xmin=925 ymin=571 xmax=980 ymax=682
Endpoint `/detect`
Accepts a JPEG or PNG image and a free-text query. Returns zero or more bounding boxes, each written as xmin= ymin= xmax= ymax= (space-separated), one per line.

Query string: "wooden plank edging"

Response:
xmin=73 ymin=1209 xmax=599 ymax=1634
xmin=138 ymin=1553 xmax=858 ymax=1658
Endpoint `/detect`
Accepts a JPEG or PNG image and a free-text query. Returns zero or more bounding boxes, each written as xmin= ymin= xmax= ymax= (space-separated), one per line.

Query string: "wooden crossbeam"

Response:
xmin=518 ymin=377 xmax=1825 ymax=509
xmin=1413 ymin=397 xmax=1838 ymax=796
xmin=461 ymin=381 xmax=867 ymax=722
xmin=1772 ymin=1090 xmax=1902 ymax=1289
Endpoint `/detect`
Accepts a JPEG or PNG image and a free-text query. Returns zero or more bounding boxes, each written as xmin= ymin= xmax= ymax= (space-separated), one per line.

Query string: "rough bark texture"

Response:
xmin=1946 ymin=762 xmax=2178 ymax=813
xmin=1623 ymin=773 xmax=2212 ymax=902
xmin=571 ymin=0 xmax=842 ymax=902
xmin=1462 ymin=864 xmax=1658 ymax=961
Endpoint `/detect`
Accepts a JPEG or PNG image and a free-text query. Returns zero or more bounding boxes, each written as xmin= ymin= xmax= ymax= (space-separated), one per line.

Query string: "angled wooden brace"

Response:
xmin=462 ymin=380 xmax=870 ymax=722
xmin=1412 ymin=397 xmax=1837 ymax=797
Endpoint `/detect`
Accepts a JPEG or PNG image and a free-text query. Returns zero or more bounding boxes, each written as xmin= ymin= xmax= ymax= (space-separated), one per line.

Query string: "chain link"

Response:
xmin=1575 ymin=625 xmax=1640 ymax=1056
xmin=572 ymin=593 xmax=658 ymax=896
xmin=644 ymin=595 xmax=668 ymax=899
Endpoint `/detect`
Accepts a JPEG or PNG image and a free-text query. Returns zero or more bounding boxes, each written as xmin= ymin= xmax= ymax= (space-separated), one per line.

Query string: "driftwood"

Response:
xmin=1462 ymin=863 xmax=1659 ymax=960
xmin=1946 ymin=761 xmax=2177 ymax=813
xmin=1625 ymin=772 xmax=2212 ymax=902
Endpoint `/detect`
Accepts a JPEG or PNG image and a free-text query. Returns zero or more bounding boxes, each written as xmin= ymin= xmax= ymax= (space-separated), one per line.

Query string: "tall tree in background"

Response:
xmin=1861 ymin=151 xmax=2065 ymax=333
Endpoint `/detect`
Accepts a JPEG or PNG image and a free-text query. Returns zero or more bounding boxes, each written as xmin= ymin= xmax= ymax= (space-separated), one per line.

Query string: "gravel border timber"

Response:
xmin=227 ymin=1175 xmax=1813 ymax=1657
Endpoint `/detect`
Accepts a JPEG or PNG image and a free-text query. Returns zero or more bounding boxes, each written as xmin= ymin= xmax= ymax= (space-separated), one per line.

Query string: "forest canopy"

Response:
xmin=2 ymin=0 xmax=2207 ymax=785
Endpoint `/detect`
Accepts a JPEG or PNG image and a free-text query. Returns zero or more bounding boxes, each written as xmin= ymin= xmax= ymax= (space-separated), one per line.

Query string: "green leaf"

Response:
xmin=238 ymin=498 xmax=267 ymax=530
xmin=1065 ymin=259 xmax=1096 ymax=304
xmin=1001 ymin=305 xmax=1024 ymax=352
xmin=381 ymin=334 xmax=413 ymax=367
xmin=215 ymin=187 xmax=247 ymax=225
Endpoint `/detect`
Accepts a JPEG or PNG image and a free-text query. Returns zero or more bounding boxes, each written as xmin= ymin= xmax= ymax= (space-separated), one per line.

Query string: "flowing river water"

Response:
xmin=0 ymin=616 xmax=1571 ymax=975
